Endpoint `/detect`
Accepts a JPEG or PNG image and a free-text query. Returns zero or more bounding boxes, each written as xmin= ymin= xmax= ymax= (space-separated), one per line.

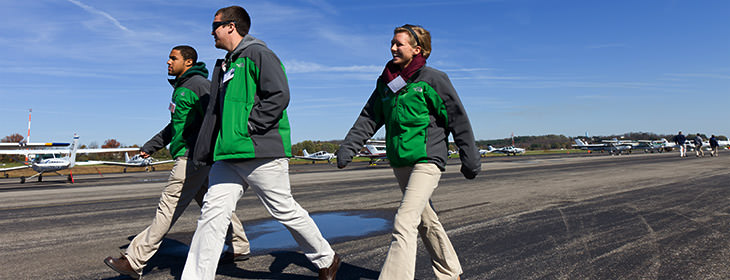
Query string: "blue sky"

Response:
xmin=1 ymin=0 xmax=728 ymax=147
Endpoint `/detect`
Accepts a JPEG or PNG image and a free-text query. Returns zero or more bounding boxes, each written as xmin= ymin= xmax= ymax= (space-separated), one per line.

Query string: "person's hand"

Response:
xmin=460 ymin=165 xmax=478 ymax=179
xmin=336 ymin=150 xmax=349 ymax=169
xmin=140 ymin=151 xmax=150 ymax=158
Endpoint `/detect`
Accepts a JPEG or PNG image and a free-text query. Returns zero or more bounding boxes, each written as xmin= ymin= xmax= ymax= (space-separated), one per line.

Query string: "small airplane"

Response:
xmin=485 ymin=145 xmax=526 ymax=156
xmin=92 ymin=152 xmax=173 ymax=172
xmin=358 ymin=143 xmax=387 ymax=165
xmin=479 ymin=132 xmax=526 ymax=156
xmin=0 ymin=135 xmax=139 ymax=183
xmin=448 ymin=150 xmax=459 ymax=158
xmin=294 ymin=149 xmax=336 ymax=164
xmin=636 ymin=138 xmax=676 ymax=153
xmin=571 ymin=138 xmax=633 ymax=155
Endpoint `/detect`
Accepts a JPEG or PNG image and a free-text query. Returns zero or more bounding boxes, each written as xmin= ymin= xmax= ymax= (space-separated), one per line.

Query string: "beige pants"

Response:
xmin=182 ymin=159 xmax=335 ymax=280
xmin=695 ymin=145 xmax=705 ymax=157
xmin=379 ymin=163 xmax=462 ymax=280
xmin=126 ymin=157 xmax=250 ymax=274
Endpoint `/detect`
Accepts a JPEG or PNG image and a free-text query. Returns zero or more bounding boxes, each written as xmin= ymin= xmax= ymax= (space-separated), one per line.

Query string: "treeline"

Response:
xmin=476 ymin=134 xmax=573 ymax=150
xmin=475 ymin=132 xmax=728 ymax=151
xmin=286 ymin=131 xmax=730 ymax=156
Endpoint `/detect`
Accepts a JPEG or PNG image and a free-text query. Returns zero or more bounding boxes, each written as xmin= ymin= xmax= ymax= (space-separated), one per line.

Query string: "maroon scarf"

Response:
xmin=380 ymin=53 xmax=426 ymax=83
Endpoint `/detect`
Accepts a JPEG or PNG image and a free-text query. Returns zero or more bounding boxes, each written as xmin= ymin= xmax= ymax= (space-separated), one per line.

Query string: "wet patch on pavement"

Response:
xmin=158 ymin=210 xmax=394 ymax=257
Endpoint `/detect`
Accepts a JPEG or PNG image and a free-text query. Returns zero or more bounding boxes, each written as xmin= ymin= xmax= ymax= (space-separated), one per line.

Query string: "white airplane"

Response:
xmin=92 ymin=152 xmax=173 ymax=172
xmin=357 ymin=143 xmax=387 ymax=165
xmin=485 ymin=145 xmax=526 ymax=156
xmin=636 ymin=138 xmax=676 ymax=153
xmin=294 ymin=149 xmax=336 ymax=164
xmin=480 ymin=133 xmax=526 ymax=156
xmin=448 ymin=150 xmax=459 ymax=158
xmin=0 ymin=135 xmax=139 ymax=183
xmin=571 ymin=138 xmax=633 ymax=155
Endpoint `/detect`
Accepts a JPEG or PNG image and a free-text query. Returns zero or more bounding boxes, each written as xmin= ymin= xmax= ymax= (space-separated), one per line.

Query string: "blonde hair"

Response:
xmin=394 ymin=24 xmax=432 ymax=59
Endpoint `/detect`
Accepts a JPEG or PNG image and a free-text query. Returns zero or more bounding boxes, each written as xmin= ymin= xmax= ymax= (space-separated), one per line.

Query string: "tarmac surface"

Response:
xmin=1 ymin=151 xmax=729 ymax=279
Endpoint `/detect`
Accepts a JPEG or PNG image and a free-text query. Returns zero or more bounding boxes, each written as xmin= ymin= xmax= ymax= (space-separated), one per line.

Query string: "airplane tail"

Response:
xmin=487 ymin=145 xmax=496 ymax=152
xmin=302 ymin=149 xmax=310 ymax=157
xmin=574 ymin=139 xmax=587 ymax=147
xmin=68 ymin=134 xmax=80 ymax=168
xmin=124 ymin=152 xmax=131 ymax=163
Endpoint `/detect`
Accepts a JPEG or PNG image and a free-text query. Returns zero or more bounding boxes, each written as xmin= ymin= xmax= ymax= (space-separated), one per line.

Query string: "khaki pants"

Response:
xmin=379 ymin=163 xmax=462 ymax=280
xmin=182 ymin=159 xmax=335 ymax=280
xmin=712 ymin=146 xmax=719 ymax=157
xmin=126 ymin=157 xmax=250 ymax=274
xmin=695 ymin=144 xmax=705 ymax=157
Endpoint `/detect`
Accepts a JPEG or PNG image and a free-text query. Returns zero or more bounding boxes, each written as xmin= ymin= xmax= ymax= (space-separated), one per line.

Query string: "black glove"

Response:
xmin=335 ymin=150 xmax=350 ymax=169
xmin=460 ymin=164 xmax=479 ymax=179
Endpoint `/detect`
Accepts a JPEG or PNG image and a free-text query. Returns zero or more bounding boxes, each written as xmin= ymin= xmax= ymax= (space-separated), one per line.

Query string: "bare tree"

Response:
xmin=2 ymin=133 xmax=24 ymax=143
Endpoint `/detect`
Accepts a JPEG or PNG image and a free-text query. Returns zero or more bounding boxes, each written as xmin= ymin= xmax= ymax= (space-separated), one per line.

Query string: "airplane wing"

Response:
xmin=76 ymin=147 xmax=140 ymax=153
xmin=0 ymin=165 xmax=31 ymax=172
xmin=74 ymin=161 xmax=102 ymax=166
xmin=0 ymin=149 xmax=69 ymax=155
xmin=87 ymin=160 xmax=139 ymax=167
xmin=0 ymin=147 xmax=139 ymax=155
xmin=91 ymin=159 xmax=173 ymax=167
xmin=0 ymin=142 xmax=70 ymax=149
xmin=149 ymin=159 xmax=174 ymax=165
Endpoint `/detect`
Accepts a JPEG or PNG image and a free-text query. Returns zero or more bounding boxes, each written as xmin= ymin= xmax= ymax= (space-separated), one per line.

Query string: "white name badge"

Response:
xmin=223 ymin=68 xmax=236 ymax=83
xmin=168 ymin=101 xmax=176 ymax=113
xmin=387 ymin=76 xmax=407 ymax=93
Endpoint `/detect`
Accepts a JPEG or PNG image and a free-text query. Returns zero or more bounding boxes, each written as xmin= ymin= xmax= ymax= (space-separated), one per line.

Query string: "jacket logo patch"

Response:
xmin=414 ymin=87 xmax=423 ymax=93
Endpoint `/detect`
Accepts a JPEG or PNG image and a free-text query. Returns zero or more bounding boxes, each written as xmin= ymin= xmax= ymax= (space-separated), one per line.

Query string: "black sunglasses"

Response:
xmin=212 ymin=20 xmax=235 ymax=32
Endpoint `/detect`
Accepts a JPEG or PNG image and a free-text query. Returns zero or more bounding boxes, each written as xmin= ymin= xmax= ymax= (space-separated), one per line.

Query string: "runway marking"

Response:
xmin=558 ymin=208 xmax=571 ymax=232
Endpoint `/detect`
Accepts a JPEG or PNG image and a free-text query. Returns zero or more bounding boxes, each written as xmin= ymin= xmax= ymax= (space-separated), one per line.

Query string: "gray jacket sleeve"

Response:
xmin=141 ymin=123 xmax=172 ymax=155
xmin=191 ymin=59 xmax=224 ymax=167
xmin=248 ymin=46 xmax=289 ymax=135
xmin=336 ymin=89 xmax=383 ymax=168
xmin=430 ymin=71 xmax=481 ymax=179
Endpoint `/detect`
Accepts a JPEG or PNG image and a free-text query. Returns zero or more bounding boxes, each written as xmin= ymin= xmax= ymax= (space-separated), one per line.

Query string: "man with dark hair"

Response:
xmin=694 ymin=133 xmax=705 ymax=157
xmin=181 ymin=6 xmax=340 ymax=280
xmin=174 ymin=45 xmax=198 ymax=64
xmin=674 ymin=131 xmax=687 ymax=157
xmin=710 ymin=134 xmax=719 ymax=157
xmin=104 ymin=46 xmax=251 ymax=279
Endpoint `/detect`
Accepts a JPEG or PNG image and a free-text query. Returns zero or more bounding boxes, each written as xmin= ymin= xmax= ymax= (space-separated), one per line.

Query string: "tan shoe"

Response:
xmin=318 ymin=253 xmax=341 ymax=280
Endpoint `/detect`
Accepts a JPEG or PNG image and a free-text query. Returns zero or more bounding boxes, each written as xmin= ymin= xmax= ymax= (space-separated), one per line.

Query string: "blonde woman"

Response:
xmin=337 ymin=24 xmax=480 ymax=280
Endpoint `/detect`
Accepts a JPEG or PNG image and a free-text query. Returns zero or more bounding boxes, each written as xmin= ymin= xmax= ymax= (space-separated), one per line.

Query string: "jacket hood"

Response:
xmin=225 ymin=34 xmax=267 ymax=67
xmin=169 ymin=62 xmax=209 ymax=87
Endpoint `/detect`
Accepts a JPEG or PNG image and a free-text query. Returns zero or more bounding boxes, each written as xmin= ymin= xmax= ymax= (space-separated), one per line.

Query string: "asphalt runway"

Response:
xmin=1 ymin=151 xmax=729 ymax=279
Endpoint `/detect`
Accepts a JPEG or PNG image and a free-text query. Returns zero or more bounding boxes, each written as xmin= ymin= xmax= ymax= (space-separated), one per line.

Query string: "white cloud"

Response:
xmin=665 ymin=73 xmax=730 ymax=79
xmin=67 ymin=0 xmax=131 ymax=33
xmin=285 ymin=60 xmax=381 ymax=74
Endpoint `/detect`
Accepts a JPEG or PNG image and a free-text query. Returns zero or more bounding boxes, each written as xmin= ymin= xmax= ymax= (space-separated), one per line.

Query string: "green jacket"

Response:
xmin=192 ymin=35 xmax=291 ymax=163
xmin=338 ymin=66 xmax=480 ymax=176
xmin=141 ymin=62 xmax=209 ymax=159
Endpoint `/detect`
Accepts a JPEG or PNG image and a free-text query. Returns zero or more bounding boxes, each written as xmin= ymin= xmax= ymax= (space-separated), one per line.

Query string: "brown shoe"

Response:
xmin=318 ymin=253 xmax=340 ymax=280
xmin=220 ymin=251 xmax=251 ymax=264
xmin=103 ymin=255 xmax=140 ymax=279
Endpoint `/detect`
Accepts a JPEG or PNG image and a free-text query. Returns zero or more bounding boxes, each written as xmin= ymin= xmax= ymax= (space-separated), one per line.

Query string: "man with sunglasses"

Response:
xmin=103 ymin=45 xmax=251 ymax=279
xmin=182 ymin=6 xmax=340 ymax=280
